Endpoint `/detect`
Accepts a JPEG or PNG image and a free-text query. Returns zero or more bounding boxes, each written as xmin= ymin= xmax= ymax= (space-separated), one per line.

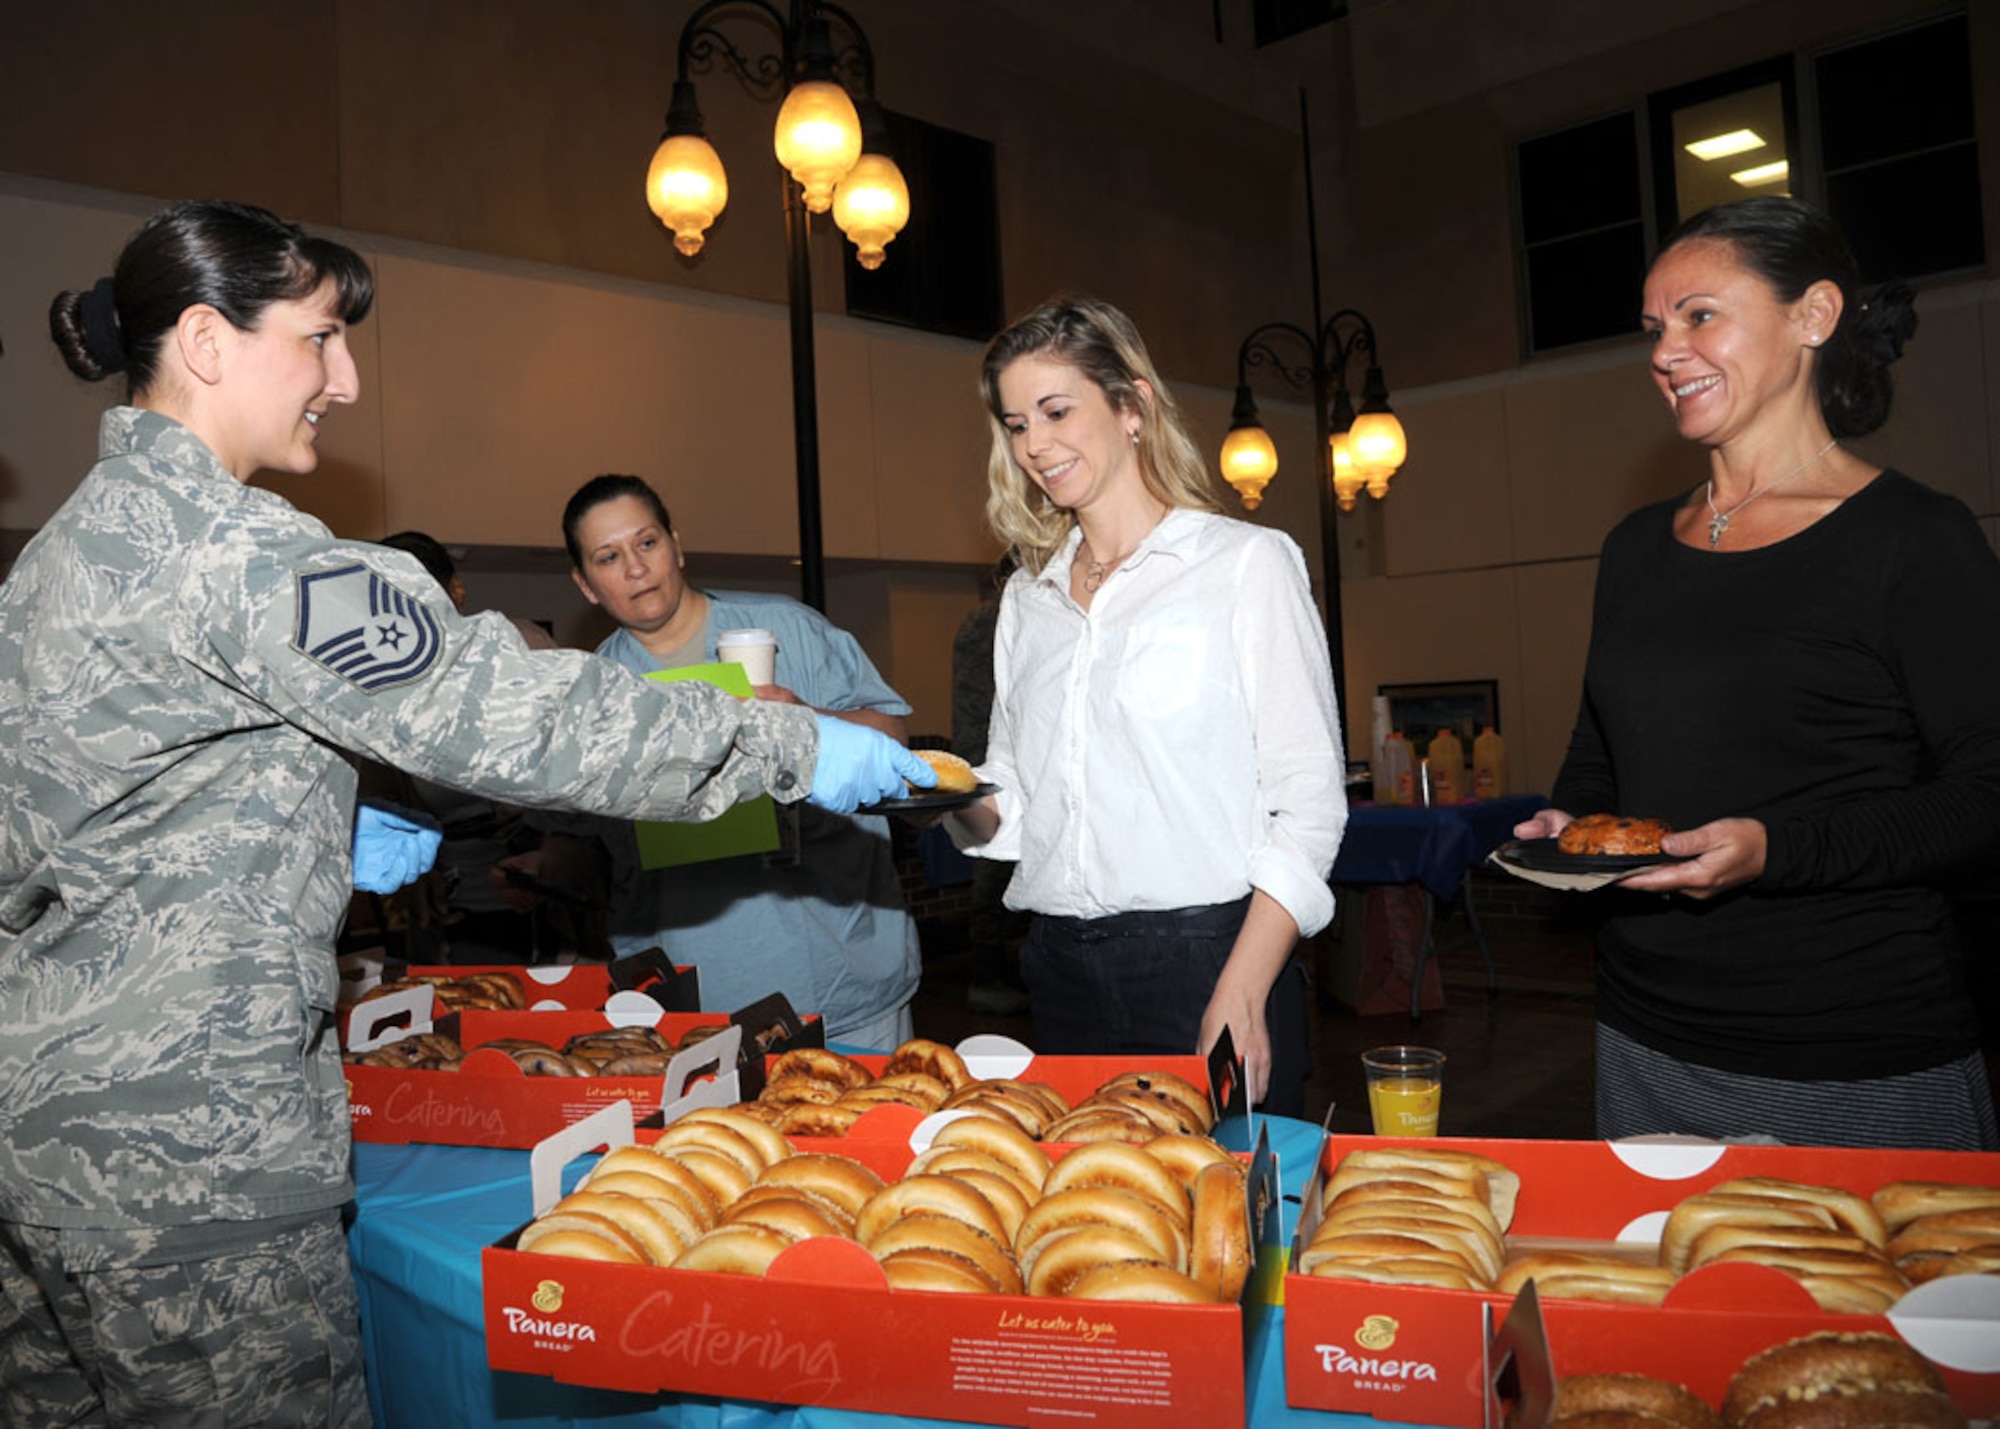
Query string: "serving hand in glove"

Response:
xmin=808 ymin=714 xmax=936 ymax=814
xmin=351 ymin=802 xmax=443 ymax=894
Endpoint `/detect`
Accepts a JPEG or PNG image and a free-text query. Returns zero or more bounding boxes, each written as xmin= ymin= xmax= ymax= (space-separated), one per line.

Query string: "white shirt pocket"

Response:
xmin=1114 ymin=624 xmax=1207 ymax=721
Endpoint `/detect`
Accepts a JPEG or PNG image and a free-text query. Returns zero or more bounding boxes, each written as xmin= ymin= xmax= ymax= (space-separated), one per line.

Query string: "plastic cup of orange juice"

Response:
xmin=1362 ymin=1045 xmax=1445 ymax=1137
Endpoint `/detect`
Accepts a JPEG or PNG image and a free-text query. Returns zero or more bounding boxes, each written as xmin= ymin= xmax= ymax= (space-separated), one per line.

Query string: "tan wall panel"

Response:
xmin=1510 ymin=559 xmax=1600 ymax=799
xmin=813 ymin=323 xmax=885 ymax=561
xmin=1378 ymin=385 xmax=1516 ymax=576
xmin=368 ymin=253 xmax=802 ymax=551
xmin=868 ymin=335 xmax=998 ymax=565
xmin=0 ymin=191 xmax=151 ymax=524
xmin=1505 ymin=356 xmax=1706 ymax=564
xmin=1852 ymin=290 xmax=1993 ymax=514
xmin=0 ymin=4 xmax=342 ymax=221
xmin=884 ymin=571 xmax=988 ymax=741
xmin=1337 ymin=567 xmax=1521 ymax=763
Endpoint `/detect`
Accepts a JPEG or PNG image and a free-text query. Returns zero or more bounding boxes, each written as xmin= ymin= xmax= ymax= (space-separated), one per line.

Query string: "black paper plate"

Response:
xmin=859 ymin=783 xmax=1000 ymax=816
xmin=1494 ymin=837 xmax=1692 ymax=875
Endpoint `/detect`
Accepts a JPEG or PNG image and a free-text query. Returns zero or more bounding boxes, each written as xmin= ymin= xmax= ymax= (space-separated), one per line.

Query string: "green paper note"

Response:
xmin=634 ymin=663 xmax=781 ymax=869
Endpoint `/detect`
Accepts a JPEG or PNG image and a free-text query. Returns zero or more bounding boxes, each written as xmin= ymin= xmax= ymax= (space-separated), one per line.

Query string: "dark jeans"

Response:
xmin=1021 ymin=895 xmax=1310 ymax=1119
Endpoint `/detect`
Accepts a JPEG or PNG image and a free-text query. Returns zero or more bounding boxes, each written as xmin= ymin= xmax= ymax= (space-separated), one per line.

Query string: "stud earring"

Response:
xmin=1129 ymin=430 xmax=1140 ymax=446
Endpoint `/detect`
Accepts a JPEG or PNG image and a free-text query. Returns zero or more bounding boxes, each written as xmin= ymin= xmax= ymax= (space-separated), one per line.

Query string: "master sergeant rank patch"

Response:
xmin=294 ymin=563 xmax=443 ymax=691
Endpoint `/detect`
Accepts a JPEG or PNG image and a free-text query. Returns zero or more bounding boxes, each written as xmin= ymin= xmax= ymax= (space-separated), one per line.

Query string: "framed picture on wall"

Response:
xmin=1379 ymin=680 xmax=1500 ymax=744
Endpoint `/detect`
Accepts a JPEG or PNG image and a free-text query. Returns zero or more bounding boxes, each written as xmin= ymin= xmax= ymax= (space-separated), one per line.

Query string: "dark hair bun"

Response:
xmin=1853 ymin=280 xmax=1918 ymax=366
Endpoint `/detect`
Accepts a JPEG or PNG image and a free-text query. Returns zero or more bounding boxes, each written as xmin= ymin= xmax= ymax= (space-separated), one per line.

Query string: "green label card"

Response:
xmin=635 ymin=663 xmax=780 ymax=869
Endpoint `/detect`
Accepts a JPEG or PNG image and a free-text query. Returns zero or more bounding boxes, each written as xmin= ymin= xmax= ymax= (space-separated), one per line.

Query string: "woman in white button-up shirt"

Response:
xmin=948 ymin=296 xmax=1346 ymax=1114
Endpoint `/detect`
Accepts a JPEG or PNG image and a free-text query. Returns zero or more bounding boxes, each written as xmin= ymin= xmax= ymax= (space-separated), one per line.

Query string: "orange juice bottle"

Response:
xmin=1427 ymin=729 xmax=1465 ymax=804
xmin=1473 ymin=726 xmax=1509 ymax=799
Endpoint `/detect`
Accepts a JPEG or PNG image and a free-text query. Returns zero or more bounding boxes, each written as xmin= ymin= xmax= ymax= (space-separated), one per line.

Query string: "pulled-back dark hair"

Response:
xmin=1660 ymin=196 xmax=1916 ymax=439
xmin=562 ymin=474 xmax=674 ymax=568
xmin=379 ymin=530 xmax=457 ymax=591
xmin=48 ymin=199 xmax=374 ymax=397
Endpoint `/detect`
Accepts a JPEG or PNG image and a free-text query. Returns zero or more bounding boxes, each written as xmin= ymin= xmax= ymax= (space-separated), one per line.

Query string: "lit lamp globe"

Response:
xmin=1349 ymin=410 xmax=1408 ymax=498
xmin=774 ymin=80 xmax=862 ymax=213
xmin=647 ymin=134 xmax=729 ymax=256
xmin=832 ymin=153 xmax=910 ymax=270
xmin=1330 ymin=431 xmax=1366 ymax=511
xmin=1219 ymin=424 xmax=1279 ymax=510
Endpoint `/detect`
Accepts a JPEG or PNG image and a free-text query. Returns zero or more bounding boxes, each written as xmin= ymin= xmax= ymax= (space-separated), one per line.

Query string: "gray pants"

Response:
xmin=0 ymin=1210 xmax=372 ymax=1428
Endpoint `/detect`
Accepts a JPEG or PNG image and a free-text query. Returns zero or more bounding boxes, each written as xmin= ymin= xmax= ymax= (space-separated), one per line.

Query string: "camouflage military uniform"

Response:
xmin=0 ymin=408 xmax=819 ymax=1422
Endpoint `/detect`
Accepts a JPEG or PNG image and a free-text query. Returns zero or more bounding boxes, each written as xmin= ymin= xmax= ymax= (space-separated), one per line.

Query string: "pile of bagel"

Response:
xmin=515 ymin=1092 xmax=1252 ymax=1302
xmin=1540 ymin=1330 xmax=1966 ymax=1428
xmin=343 ymin=1022 xmax=731 ymax=1075
xmin=738 ymin=1040 xmax=1216 ymax=1144
xmin=1876 ymin=1179 xmax=2000 ymax=1285
xmin=356 ymin=971 xmax=527 ymax=1012
xmin=1653 ymin=1175 xmax=2000 ymax=1314
xmin=1299 ymin=1147 xmax=1519 ymax=1290
xmin=1300 ymin=1156 xmax=2000 ymax=1315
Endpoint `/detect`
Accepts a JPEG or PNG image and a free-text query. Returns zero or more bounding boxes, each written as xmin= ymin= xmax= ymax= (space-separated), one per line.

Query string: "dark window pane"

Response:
xmin=1254 ymin=0 xmax=1345 ymax=47
xmin=844 ymin=111 xmax=1003 ymax=343
xmin=1518 ymin=113 xmax=1641 ymax=245
xmin=1818 ymin=14 xmax=1973 ymax=171
xmin=1826 ymin=144 xmax=1985 ymax=281
xmin=1526 ymin=222 xmax=1649 ymax=351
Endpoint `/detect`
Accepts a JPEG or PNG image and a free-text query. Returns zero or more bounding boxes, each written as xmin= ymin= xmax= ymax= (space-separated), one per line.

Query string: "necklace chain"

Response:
xmin=1080 ymin=539 xmax=1142 ymax=594
xmin=1704 ymin=439 xmax=1838 ymax=549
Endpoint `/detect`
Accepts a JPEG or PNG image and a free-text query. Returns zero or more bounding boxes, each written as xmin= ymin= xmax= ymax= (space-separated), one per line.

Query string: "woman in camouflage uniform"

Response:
xmin=0 ymin=200 xmax=929 ymax=1427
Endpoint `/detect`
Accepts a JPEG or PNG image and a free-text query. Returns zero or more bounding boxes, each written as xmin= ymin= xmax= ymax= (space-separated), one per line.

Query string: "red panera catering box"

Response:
xmin=1285 ymin=1133 xmax=2000 ymax=1426
xmin=482 ymin=1100 xmax=1283 ymax=1427
xmin=343 ymin=990 xmax=824 ymax=1149
xmin=344 ymin=1009 xmax=745 ymax=1148
xmin=337 ymin=949 xmax=697 ymax=1025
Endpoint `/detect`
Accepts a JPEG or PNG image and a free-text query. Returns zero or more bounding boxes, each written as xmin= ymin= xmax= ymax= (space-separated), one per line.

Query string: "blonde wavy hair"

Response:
xmin=979 ymin=295 xmax=1222 ymax=575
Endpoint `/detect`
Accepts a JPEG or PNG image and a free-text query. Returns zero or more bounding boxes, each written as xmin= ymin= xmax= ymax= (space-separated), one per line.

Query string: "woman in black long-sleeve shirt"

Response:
xmin=1520 ymin=197 xmax=2000 ymax=1149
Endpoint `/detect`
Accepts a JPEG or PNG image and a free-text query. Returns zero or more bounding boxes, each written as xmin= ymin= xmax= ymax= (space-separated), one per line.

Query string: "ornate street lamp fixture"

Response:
xmin=1220 ymin=92 xmax=1409 ymax=732
xmin=644 ymin=1 xmax=911 ymax=610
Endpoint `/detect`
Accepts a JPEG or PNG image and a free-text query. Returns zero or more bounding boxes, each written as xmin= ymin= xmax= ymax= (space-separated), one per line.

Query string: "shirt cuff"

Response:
xmin=947 ymin=778 xmax=1021 ymax=861
xmin=1247 ymin=847 xmax=1335 ymax=939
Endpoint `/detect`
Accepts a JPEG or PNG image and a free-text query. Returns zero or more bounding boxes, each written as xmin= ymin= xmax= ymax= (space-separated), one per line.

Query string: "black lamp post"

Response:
xmin=1218 ymin=93 xmax=1406 ymax=738
xmin=645 ymin=1 xmax=909 ymax=613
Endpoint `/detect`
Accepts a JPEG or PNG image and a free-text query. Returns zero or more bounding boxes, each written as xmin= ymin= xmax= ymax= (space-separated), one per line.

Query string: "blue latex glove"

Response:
xmin=352 ymin=802 xmax=443 ymax=894
xmin=807 ymin=715 xmax=937 ymax=814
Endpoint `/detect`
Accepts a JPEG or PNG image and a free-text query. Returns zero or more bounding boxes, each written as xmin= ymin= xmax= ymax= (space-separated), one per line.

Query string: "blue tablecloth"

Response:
xmin=919 ymin=794 xmax=1546 ymax=903
xmin=346 ymin=1120 xmax=1446 ymax=1429
xmin=1329 ymin=794 xmax=1547 ymax=899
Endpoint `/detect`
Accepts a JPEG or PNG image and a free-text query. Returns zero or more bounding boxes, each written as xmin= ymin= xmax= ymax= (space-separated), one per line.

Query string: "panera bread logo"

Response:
xmin=501 ymin=1281 xmax=598 ymax=1342
xmin=1312 ymin=1318 xmax=1439 ymax=1386
xmin=1355 ymin=1314 xmax=1399 ymax=1351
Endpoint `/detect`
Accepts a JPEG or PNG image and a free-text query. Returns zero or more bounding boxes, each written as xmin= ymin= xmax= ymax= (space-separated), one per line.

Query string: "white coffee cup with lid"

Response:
xmin=717 ymin=628 xmax=778 ymax=686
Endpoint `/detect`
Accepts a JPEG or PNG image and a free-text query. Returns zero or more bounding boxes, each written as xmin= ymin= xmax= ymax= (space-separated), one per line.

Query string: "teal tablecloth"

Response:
xmin=347 ymin=1115 xmax=1450 ymax=1428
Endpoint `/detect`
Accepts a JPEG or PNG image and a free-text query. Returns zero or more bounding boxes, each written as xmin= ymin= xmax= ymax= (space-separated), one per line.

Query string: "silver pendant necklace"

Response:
xmin=1705 ymin=439 xmax=1837 ymax=548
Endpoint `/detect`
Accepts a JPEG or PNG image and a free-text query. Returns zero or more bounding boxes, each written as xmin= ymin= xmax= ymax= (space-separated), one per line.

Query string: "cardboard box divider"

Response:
xmin=344 ymin=990 xmax=820 ymax=1148
xmin=483 ymin=1082 xmax=1286 ymax=1429
xmin=1285 ymin=1129 xmax=2000 ymax=1426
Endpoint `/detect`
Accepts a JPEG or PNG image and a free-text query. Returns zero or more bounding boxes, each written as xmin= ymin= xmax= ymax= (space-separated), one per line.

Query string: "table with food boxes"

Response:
xmin=338 ymin=957 xmax=2000 ymax=1429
